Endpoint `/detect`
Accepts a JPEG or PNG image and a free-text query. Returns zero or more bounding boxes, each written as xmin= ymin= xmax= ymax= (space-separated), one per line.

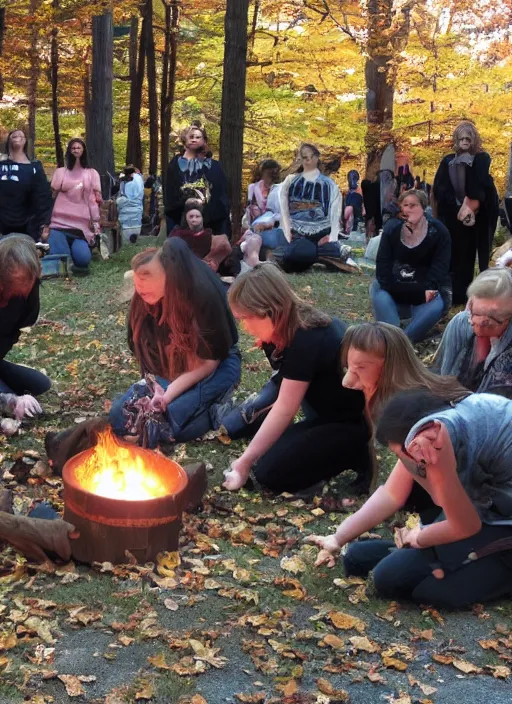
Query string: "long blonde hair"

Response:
xmin=341 ymin=322 xmax=469 ymax=418
xmin=228 ymin=262 xmax=330 ymax=350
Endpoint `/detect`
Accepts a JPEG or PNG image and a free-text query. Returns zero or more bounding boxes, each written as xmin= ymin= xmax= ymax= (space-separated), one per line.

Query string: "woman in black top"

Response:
xmin=0 ymin=235 xmax=51 ymax=418
xmin=222 ymin=263 xmax=371 ymax=494
xmin=0 ymin=129 xmax=52 ymax=241
xmin=109 ymin=237 xmax=241 ymax=445
xmin=433 ymin=121 xmax=499 ymax=304
xmin=370 ymin=189 xmax=451 ymax=343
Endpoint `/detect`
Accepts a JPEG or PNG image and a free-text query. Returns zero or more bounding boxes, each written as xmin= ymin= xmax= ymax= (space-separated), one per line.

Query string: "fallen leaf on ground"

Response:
xmin=408 ymin=675 xmax=437 ymax=696
xmin=172 ymin=656 xmax=207 ymax=676
xmin=163 ymin=598 xmax=179 ymax=611
xmin=316 ymin=677 xmax=349 ymax=700
xmin=381 ymin=655 xmax=408 ymax=671
xmin=147 ymin=652 xmax=173 ymax=670
xmin=58 ymin=675 xmax=85 ymax=697
xmin=328 ymin=610 xmax=366 ymax=632
xmin=486 ymin=665 xmax=511 ymax=679
xmin=157 ymin=551 xmax=181 ymax=577
xmin=235 ymin=694 xmax=266 ymax=703
xmin=452 ymin=659 xmax=483 ymax=674
xmin=135 ymin=680 xmax=155 ymax=700
xmin=0 ymin=632 xmax=17 ymax=651
xmin=188 ymin=638 xmax=228 ymax=668
xmin=349 ymin=636 xmax=380 ymax=653
xmin=274 ymin=576 xmax=306 ymax=600
xmin=280 ymin=555 xmax=307 ymax=574
xmin=322 ymin=634 xmax=345 ymax=650
xmin=178 ymin=696 xmax=209 ymax=704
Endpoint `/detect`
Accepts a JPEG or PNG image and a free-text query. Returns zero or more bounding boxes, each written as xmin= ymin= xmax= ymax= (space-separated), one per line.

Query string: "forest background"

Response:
xmin=0 ymin=0 xmax=512 ymax=231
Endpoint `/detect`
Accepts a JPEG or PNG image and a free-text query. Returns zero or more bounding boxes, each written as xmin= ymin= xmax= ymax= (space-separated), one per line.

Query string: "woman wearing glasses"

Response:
xmin=433 ymin=268 xmax=512 ymax=396
xmin=306 ymin=388 xmax=512 ymax=609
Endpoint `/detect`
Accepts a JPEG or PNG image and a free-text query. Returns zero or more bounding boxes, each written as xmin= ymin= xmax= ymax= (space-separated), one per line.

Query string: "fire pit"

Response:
xmin=62 ymin=429 xmax=190 ymax=565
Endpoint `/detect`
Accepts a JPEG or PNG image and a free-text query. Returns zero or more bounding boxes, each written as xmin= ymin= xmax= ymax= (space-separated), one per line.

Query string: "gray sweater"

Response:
xmin=405 ymin=394 xmax=512 ymax=525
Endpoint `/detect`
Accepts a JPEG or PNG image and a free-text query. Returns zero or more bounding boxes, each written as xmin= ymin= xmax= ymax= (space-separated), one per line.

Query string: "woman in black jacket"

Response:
xmin=433 ymin=121 xmax=499 ymax=305
xmin=370 ymin=189 xmax=451 ymax=343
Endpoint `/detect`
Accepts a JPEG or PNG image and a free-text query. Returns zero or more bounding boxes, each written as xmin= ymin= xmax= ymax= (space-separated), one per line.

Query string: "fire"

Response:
xmin=75 ymin=429 xmax=172 ymax=501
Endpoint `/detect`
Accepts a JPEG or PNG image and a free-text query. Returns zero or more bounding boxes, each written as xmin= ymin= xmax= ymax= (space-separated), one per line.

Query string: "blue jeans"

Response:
xmin=370 ymin=280 xmax=444 ymax=343
xmin=109 ymin=350 xmax=241 ymax=443
xmin=49 ymin=229 xmax=92 ymax=269
xmin=260 ymin=227 xmax=289 ymax=250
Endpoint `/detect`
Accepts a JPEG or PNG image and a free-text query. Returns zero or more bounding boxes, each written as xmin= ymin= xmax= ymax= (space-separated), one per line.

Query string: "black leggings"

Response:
xmin=253 ymin=417 xmax=371 ymax=493
xmin=0 ymin=359 xmax=51 ymax=396
xmin=344 ymin=523 xmax=512 ymax=609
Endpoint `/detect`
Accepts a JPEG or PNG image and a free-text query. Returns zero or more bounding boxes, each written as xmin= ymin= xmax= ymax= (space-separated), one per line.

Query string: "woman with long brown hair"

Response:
xmin=222 ymin=263 xmax=371 ymax=493
xmin=109 ymin=237 xmax=241 ymax=445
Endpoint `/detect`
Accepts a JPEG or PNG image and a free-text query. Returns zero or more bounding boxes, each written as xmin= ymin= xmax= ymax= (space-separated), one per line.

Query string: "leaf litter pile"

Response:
xmin=1 ymin=258 xmax=512 ymax=703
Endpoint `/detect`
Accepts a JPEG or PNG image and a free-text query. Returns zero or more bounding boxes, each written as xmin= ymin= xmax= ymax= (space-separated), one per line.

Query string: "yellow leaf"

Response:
xmin=329 ymin=610 xmax=366 ymax=632
xmin=157 ymin=551 xmax=181 ymax=577
xmin=487 ymin=665 xmax=511 ymax=679
xmin=280 ymin=555 xmax=307 ymax=574
xmin=135 ymin=680 xmax=155 ymax=700
xmin=172 ymin=656 xmax=207 ymax=676
xmin=452 ymin=659 xmax=483 ymax=674
xmin=382 ymin=655 xmax=408 ymax=671
xmin=147 ymin=652 xmax=173 ymax=670
xmin=0 ymin=632 xmax=17 ymax=651
xmin=322 ymin=634 xmax=345 ymax=650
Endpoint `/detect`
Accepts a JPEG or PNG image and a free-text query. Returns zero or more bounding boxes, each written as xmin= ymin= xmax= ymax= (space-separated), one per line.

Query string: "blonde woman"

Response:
xmin=433 ymin=121 xmax=499 ymax=304
xmin=222 ymin=263 xmax=371 ymax=494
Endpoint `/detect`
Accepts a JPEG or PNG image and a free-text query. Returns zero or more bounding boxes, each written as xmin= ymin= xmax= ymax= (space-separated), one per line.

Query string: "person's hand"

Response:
xmin=223 ymin=457 xmax=252 ymax=491
xmin=404 ymin=423 xmax=442 ymax=465
xmin=304 ymin=534 xmax=341 ymax=567
xmin=40 ymin=226 xmax=50 ymax=242
xmin=14 ymin=395 xmax=42 ymax=420
xmin=150 ymin=383 xmax=167 ymax=413
xmin=317 ymin=235 xmax=330 ymax=246
xmin=425 ymin=290 xmax=438 ymax=303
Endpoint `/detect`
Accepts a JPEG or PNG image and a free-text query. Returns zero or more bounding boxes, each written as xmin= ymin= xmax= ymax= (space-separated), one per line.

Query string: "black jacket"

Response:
xmin=0 ymin=281 xmax=40 ymax=361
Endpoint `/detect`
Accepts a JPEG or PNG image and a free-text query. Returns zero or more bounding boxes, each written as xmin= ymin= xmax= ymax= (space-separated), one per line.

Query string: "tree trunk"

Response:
xmin=88 ymin=12 xmax=115 ymax=199
xmin=219 ymin=0 xmax=250 ymax=241
xmin=126 ymin=15 xmax=143 ymax=168
xmin=27 ymin=0 xmax=40 ymax=158
xmin=0 ymin=8 xmax=5 ymax=100
xmin=83 ymin=58 xmax=92 ymax=142
xmin=160 ymin=0 xmax=180 ymax=183
xmin=145 ymin=0 xmax=159 ymax=175
xmin=50 ymin=0 xmax=64 ymax=167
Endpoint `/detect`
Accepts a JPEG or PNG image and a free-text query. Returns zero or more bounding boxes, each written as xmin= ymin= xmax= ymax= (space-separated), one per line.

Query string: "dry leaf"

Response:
xmin=479 ymin=639 xmax=500 ymax=651
xmin=274 ymin=577 xmax=306 ymax=600
xmin=329 ymin=610 xmax=366 ymax=632
xmin=349 ymin=636 xmax=380 ymax=653
xmin=235 ymin=694 xmax=266 ymax=703
xmin=204 ymin=579 xmax=223 ymax=590
xmin=316 ymin=677 xmax=349 ymax=700
xmin=432 ymin=653 xmax=453 ymax=665
xmin=118 ymin=634 xmax=135 ymax=646
xmin=172 ymin=656 xmax=207 ymax=676
xmin=188 ymin=639 xmax=228 ymax=669
xmin=135 ymin=680 xmax=155 ymax=700
xmin=382 ymin=655 xmax=408 ymax=671
xmin=486 ymin=665 xmax=511 ymax=679
xmin=157 ymin=551 xmax=181 ymax=577
xmin=280 ymin=555 xmax=307 ymax=574
xmin=348 ymin=584 xmax=369 ymax=604
xmin=58 ymin=675 xmax=85 ymax=697
xmin=0 ymin=632 xmax=17 ymax=651
xmin=178 ymin=696 xmax=209 ymax=704
xmin=163 ymin=598 xmax=179 ymax=611
xmin=147 ymin=652 xmax=173 ymax=670
xmin=322 ymin=634 xmax=345 ymax=650
xmin=410 ymin=628 xmax=433 ymax=641
xmin=452 ymin=659 xmax=483 ymax=674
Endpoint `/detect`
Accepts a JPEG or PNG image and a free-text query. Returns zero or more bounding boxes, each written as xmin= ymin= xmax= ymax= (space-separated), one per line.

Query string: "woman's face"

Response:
xmin=70 ymin=141 xmax=84 ymax=159
xmin=133 ymin=256 xmax=166 ymax=306
xmin=234 ymin=312 xmax=275 ymax=344
xmin=467 ymin=296 xmax=512 ymax=339
xmin=457 ymin=131 xmax=472 ymax=153
xmin=8 ymin=269 xmax=36 ymax=300
xmin=9 ymin=131 xmax=26 ymax=151
xmin=342 ymin=348 xmax=385 ymax=400
xmin=300 ymin=148 xmax=319 ymax=172
xmin=186 ymin=209 xmax=203 ymax=231
xmin=400 ymin=195 xmax=425 ymax=226
xmin=185 ymin=129 xmax=206 ymax=153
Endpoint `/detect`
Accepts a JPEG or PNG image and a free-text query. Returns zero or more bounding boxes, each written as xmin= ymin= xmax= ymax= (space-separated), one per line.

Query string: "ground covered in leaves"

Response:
xmin=1 ymin=240 xmax=511 ymax=704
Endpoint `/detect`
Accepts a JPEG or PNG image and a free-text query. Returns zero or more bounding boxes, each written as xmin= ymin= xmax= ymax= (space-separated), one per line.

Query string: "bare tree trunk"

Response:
xmin=27 ymin=0 xmax=40 ymax=158
xmin=126 ymin=15 xmax=143 ymax=168
xmin=160 ymin=0 xmax=180 ymax=182
xmin=88 ymin=11 xmax=115 ymax=199
xmin=145 ymin=0 xmax=159 ymax=175
xmin=50 ymin=0 xmax=64 ymax=167
xmin=83 ymin=55 xmax=92 ymax=141
xmin=0 ymin=8 xmax=5 ymax=101
xmin=219 ymin=0 xmax=250 ymax=241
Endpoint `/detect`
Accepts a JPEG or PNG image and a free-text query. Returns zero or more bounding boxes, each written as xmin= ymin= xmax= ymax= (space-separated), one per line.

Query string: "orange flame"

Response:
xmin=75 ymin=429 xmax=172 ymax=501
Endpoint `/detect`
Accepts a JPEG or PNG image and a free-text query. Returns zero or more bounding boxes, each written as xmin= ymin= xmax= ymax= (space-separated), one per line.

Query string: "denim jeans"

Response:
xmin=370 ymin=279 xmax=444 ymax=343
xmin=344 ymin=523 xmax=512 ymax=609
xmin=49 ymin=229 xmax=92 ymax=269
xmin=109 ymin=349 xmax=241 ymax=443
xmin=260 ymin=227 xmax=289 ymax=250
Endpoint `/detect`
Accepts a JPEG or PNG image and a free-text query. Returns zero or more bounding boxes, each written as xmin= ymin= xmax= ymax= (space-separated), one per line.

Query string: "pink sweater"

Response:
xmin=50 ymin=166 xmax=101 ymax=242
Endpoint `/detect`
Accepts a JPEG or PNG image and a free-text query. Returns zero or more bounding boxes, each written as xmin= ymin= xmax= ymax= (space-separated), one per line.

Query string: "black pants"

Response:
xmin=0 ymin=359 xmax=51 ymax=395
xmin=253 ymin=417 xmax=372 ymax=493
xmin=445 ymin=214 xmax=491 ymax=305
xmin=344 ymin=523 xmax=512 ymax=609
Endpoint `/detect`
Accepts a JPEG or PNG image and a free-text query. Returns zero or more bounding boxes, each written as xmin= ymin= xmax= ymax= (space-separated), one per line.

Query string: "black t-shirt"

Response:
xmin=263 ymin=317 xmax=366 ymax=423
xmin=0 ymin=281 xmax=40 ymax=361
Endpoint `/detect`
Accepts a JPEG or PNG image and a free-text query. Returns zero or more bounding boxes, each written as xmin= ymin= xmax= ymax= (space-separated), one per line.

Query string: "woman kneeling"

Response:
xmin=308 ymin=389 xmax=512 ymax=609
xmin=223 ymin=263 xmax=371 ymax=494
xmin=109 ymin=238 xmax=241 ymax=446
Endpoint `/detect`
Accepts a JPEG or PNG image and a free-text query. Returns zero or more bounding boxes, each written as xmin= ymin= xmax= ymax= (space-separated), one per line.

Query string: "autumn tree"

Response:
xmin=219 ymin=0 xmax=250 ymax=239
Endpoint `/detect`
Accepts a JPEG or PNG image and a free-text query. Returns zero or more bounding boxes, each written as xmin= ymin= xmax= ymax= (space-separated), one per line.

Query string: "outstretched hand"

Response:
xmin=14 ymin=395 xmax=42 ymax=420
xmin=222 ymin=457 xmax=251 ymax=491
xmin=304 ymin=534 xmax=341 ymax=567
